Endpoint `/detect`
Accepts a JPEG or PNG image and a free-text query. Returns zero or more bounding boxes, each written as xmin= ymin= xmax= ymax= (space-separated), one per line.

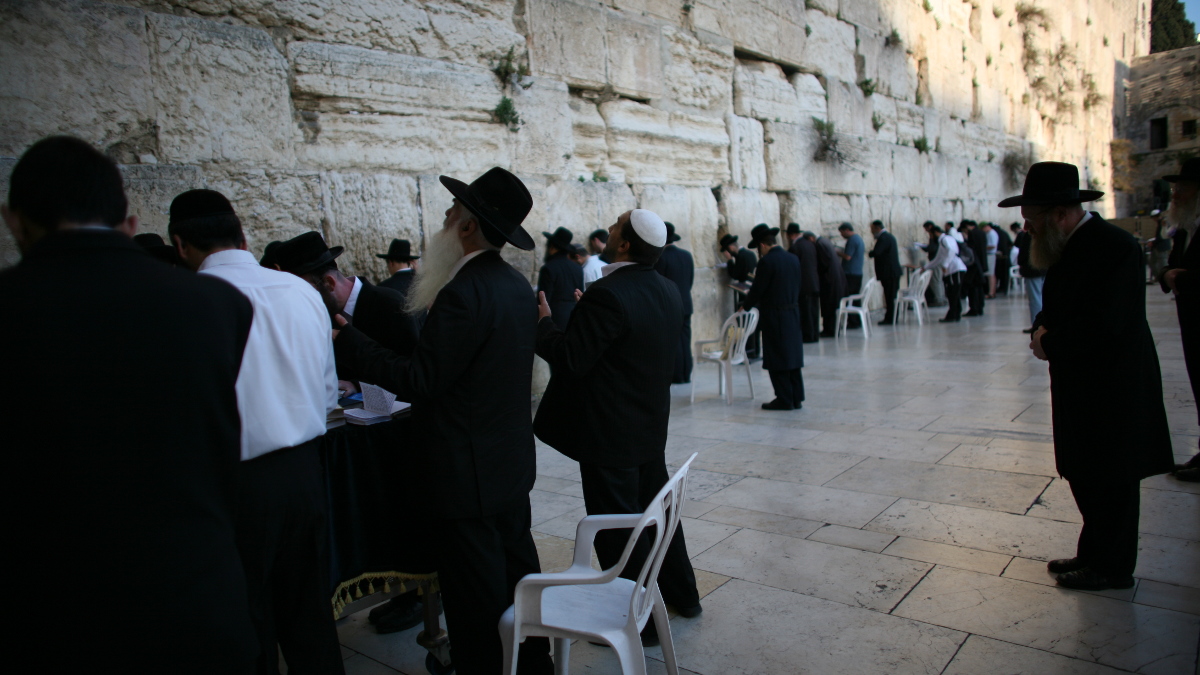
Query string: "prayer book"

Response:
xmin=344 ymin=383 xmax=410 ymax=425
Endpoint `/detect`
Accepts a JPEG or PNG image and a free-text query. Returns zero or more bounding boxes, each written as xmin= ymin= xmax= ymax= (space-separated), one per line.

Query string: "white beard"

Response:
xmin=405 ymin=227 xmax=464 ymax=315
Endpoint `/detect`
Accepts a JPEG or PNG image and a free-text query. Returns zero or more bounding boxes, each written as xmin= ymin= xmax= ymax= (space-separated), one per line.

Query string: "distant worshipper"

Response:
xmin=785 ymin=223 xmax=821 ymax=343
xmin=133 ymin=231 xmax=184 ymax=266
xmin=260 ymin=239 xmax=282 ymax=268
xmin=168 ymin=189 xmax=344 ymax=675
xmin=533 ymin=208 xmax=703 ymax=646
xmin=868 ymin=220 xmax=901 ymax=325
xmin=992 ymin=220 xmax=1013 ymax=295
xmin=981 ymin=221 xmax=1000 ymax=298
xmin=806 ymin=230 xmax=847 ymax=337
xmin=1157 ymin=157 xmax=1200 ymax=482
xmin=1004 ymin=161 xmax=1173 ymax=591
xmin=721 ymin=231 xmax=760 ymax=355
xmin=655 ymin=221 xmax=696 ymax=383
xmin=836 ymin=222 xmax=865 ymax=296
xmin=537 ymin=226 xmax=584 ymax=330
xmin=568 ymin=242 xmax=589 ymax=267
xmin=377 ymin=237 xmax=420 ymax=300
xmin=1148 ymin=209 xmax=1171 ymax=285
xmin=331 ymin=168 xmax=554 ymax=675
xmin=960 ymin=220 xmax=988 ymax=316
xmin=910 ymin=224 xmax=966 ymax=322
xmin=584 ymin=228 xmax=608 ymax=285
xmin=1 ymin=136 xmax=258 ymax=672
xmin=920 ymin=221 xmax=947 ymax=307
xmin=741 ymin=224 xmax=805 ymax=410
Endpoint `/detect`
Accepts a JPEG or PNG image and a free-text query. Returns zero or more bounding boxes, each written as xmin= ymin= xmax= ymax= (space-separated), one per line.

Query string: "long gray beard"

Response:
xmin=405 ymin=227 xmax=464 ymax=315
xmin=1166 ymin=193 xmax=1200 ymax=239
xmin=1029 ymin=221 xmax=1070 ymax=270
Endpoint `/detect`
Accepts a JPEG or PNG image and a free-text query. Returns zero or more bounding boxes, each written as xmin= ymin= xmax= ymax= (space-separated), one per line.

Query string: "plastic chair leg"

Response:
xmin=554 ymin=637 xmax=570 ymax=675
xmin=614 ymin=628 xmax=649 ymax=675
xmin=499 ymin=619 xmax=519 ymax=675
xmin=689 ymin=376 xmax=695 ymax=404
xmin=745 ymin=361 xmax=754 ymax=400
xmin=723 ymin=361 xmax=733 ymax=405
xmin=652 ymin=596 xmax=680 ymax=675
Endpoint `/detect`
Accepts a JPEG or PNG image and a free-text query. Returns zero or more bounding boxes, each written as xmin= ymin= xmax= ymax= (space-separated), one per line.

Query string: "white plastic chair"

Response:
xmin=1009 ymin=265 xmax=1024 ymax=294
xmin=499 ymin=453 xmax=698 ymax=675
xmin=836 ymin=278 xmax=878 ymax=337
xmin=896 ymin=270 xmax=932 ymax=325
xmin=691 ymin=309 xmax=759 ymax=405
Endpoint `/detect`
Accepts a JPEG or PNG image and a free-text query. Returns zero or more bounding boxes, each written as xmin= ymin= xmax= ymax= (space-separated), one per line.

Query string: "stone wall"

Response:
xmin=1 ymin=0 xmax=1147 ymax=387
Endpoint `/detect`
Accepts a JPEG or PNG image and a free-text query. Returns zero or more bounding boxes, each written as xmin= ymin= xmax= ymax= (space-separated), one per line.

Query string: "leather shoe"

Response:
xmin=1055 ymin=567 xmax=1134 ymax=591
xmin=938 ymin=317 xmax=960 ymax=323
xmin=675 ymin=603 xmax=703 ymax=618
xmin=819 ymin=331 xmax=836 ymax=338
xmin=1171 ymin=466 xmax=1200 ymax=482
xmin=964 ymin=311 xmax=982 ymax=317
xmin=877 ymin=320 xmax=894 ymax=325
xmin=369 ymin=593 xmax=417 ymax=624
xmin=762 ymin=399 xmax=793 ymax=411
xmin=1046 ymin=557 xmax=1087 ymax=574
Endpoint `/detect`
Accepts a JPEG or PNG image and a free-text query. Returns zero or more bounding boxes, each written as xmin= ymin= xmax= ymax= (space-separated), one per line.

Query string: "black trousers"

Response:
xmin=768 ymin=368 xmax=805 ymax=407
xmin=943 ymin=271 xmax=963 ymax=320
xmin=966 ymin=275 xmax=985 ymax=314
xmin=879 ymin=276 xmax=899 ymax=323
xmin=235 ymin=439 xmax=343 ymax=675
xmin=799 ymin=294 xmax=820 ymax=342
xmin=819 ymin=292 xmax=839 ymax=336
xmin=673 ymin=314 xmax=693 ymax=384
xmin=844 ymin=275 xmax=863 ymax=327
xmin=436 ymin=496 xmax=552 ymax=675
xmin=578 ymin=461 xmax=700 ymax=611
xmin=1068 ymin=478 xmax=1141 ymax=578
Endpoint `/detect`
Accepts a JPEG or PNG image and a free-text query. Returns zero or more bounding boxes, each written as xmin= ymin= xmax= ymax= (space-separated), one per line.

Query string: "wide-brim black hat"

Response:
xmin=749 ymin=224 xmax=780 ymax=247
xmin=998 ymin=161 xmax=1104 ymax=207
xmin=276 ymin=231 xmax=344 ymax=276
xmin=664 ymin=222 xmax=681 ymax=243
xmin=1163 ymin=157 xmax=1200 ymax=184
xmin=719 ymin=234 xmax=738 ymax=248
xmin=542 ymin=226 xmax=574 ymax=252
xmin=260 ymin=240 xmax=282 ymax=268
xmin=785 ymin=223 xmax=802 ymax=235
xmin=440 ymin=167 xmax=535 ymax=251
xmin=376 ymin=238 xmax=420 ymax=261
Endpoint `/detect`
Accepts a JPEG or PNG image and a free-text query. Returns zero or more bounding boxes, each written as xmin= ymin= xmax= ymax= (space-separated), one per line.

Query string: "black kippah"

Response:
xmin=169 ymin=189 xmax=234 ymax=224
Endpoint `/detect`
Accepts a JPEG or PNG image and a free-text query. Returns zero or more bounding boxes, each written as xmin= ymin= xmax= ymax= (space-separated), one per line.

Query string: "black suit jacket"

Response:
xmin=1033 ymin=215 xmax=1173 ymax=481
xmin=814 ymin=237 xmax=847 ymax=300
xmin=1 ymin=230 xmax=258 ymax=670
xmin=965 ymin=228 xmax=988 ymax=280
xmin=788 ymin=237 xmax=820 ymax=296
xmin=869 ymin=230 xmax=901 ymax=281
xmin=344 ymin=278 xmax=419 ymax=370
xmin=538 ymin=252 xmax=583 ymax=330
xmin=1161 ymin=226 xmax=1200 ymax=420
xmin=741 ymin=247 xmax=804 ymax=371
xmin=534 ymin=264 xmax=681 ymax=467
xmin=654 ymin=245 xmax=695 ymax=315
xmin=727 ymin=247 xmax=757 ymax=282
xmin=379 ymin=268 xmax=415 ymax=298
xmin=335 ymin=251 xmax=537 ymax=519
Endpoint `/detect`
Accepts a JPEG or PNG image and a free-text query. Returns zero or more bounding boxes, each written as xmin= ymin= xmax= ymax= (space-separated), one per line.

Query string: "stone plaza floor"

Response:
xmin=334 ymin=287 xmax=1200 ymax=675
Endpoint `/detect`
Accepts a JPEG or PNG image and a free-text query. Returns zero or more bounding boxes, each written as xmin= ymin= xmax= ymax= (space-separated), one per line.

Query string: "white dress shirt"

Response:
xmin=199 ymin=249 xmax=339 ymax=461
xmin=1066 ymin=211 xmax=1093 ymax=241
xmin=600 ymin=261 xmax=635 ymax=277
xmin=582 ymin=255 xmax=605 ymax=285
xmin=343 ymin=276 xmax=364 ymax=317
xmin=923 ymin=234 xmax=967 ymax=275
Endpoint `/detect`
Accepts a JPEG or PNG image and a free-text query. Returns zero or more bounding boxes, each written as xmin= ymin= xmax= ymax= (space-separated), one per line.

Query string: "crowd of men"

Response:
xmin=4 ymin=132 xmax=1196 ymax=674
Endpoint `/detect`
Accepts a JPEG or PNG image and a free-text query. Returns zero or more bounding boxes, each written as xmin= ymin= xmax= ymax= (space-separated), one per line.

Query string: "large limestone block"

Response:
xmin=690 ymin=0 xmax=807 ymax=66
xmin=837 ymin=0 xmax=904 ymax=34
xmin=288 ymin=41 xmax=499 ymax=120
xmin=826 ymin=79 xmax=871 ymax=136
xmin=147 ymin=13 xmax=296 ymax=166
xmin=728 ymin=116 xmax=767 ymax=189
xmin=763 ymin=121 xmax=824 ymax=193
xmin=634 ymin=184 xmax=721 ymax=266
xmin=660 ymin=26 xmax=734 ymax=116
xmin=791 ymin=74 xmax=830 ymax=121
xmin=860 ymin=142 xmax=896 ymax=195
xmin=734 ymin=61 xmax=801 ymax=123
xmin=509 ymin=78 xmax=574 ymax=177
xmin=891 ymin=144 xmax=926 ymax=197
xmin=543 ymin=180 xmax=638 ymax=248
xmin=605 ymin=8 xmax=665 ymax=100
xmin=204 ymin=170 xmax=326 ymax=255
xmin=0 ymin=0 xmax=152 ymax=159
xmin=600 ymin=100 xmax=730 ymax=186
xmin=322 ymin=172 xmax=421 ymax=280
xmin=856 ymin=28 xmax=917 ymax=101
xmin=819 ymin=193 xmax=853 ymax=232
xmin=800 ymin=11 xmax=857 ymax=84
xmin=299 ymin=114 xmax=508 ymax=176
xmin=780 ymin=190 xmax=823 ymax=230
xmin=720 ymin=188 xmax=780 ymax=238
xmin=895 ymin=100 xmax=926 ymax=145
xmin=122 ymin=164 xmax=205 ymax=237
xmin=569 ymin=98 xmax=609 ymax=179
xmin=418 ymin=174 xmax=454 ymax=250
xmin=870 ymin=95 xmax=899 ymax=144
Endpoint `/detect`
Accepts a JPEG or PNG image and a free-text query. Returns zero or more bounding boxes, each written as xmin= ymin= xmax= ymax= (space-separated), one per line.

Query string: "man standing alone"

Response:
xmin=655 ymin=222 xmax=695 ymax=384
xmin=1003 ymin=162 xmax=1173 ymax=591
xmin=742 ymin=224 xmax=805 ymax=410
xmin=868 ymin=220 xmax=901 ymax=325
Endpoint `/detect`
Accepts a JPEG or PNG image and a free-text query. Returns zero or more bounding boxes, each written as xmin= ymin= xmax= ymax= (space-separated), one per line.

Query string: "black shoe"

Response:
xmin=675 ymin=603 xmax=703 ymax=618
xmin=938 ymin=317 xmax=960 ymax=323
xmin=820 ymin=331 xmax=836 ymax=338
xmin=964 ymin=311 xmax=982 ymax=317
xmin=877 ymin=320 xmax=894 ymax=325
xmin=1047 ymin=557 xmax=1087 ymax=574
xmin=375 ymin=600 xmax=425 ymax=634
xmin=1055 ymin=567 xmax=1134 ymax=591
xmin=1022 ymin=327 xmax=1035 ymax=334
xmin=369 ymin=593 xmax=419 ymax=624
xmin=762 ymin=399 xmax=793 ymax=411
xmin=1171 ymin=466 xmax=1200 ymax=482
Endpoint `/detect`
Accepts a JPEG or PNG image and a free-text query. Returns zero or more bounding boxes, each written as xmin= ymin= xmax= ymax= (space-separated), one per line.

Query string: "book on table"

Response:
xmin=344 ymin=382 xmax=411 ymax=425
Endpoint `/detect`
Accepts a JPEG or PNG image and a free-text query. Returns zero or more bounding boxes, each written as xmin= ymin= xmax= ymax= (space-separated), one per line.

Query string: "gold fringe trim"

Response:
xmin=331 ymin=571 xmax=439 ymax=619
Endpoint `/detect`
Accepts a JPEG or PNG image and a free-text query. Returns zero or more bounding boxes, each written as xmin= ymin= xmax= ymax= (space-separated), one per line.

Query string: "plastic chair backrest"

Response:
xmin=915 ymin=270 xmax=931 ymax=297
xmin=720 ymin=309 xmax=759 ymax=362
xmin=622 ymin=453 xmax=696 ymax=626
xmin=859 ymin=278 xmax=878 ymax=305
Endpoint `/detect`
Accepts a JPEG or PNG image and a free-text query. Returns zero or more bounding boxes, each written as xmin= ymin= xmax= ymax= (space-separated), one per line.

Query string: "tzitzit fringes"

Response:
xmin=329 ymin=571 xmax=439 ymax=619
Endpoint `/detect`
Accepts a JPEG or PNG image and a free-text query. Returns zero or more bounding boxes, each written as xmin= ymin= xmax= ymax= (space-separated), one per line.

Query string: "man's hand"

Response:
xmin=337 ymin=380 xmax=359 ymax=397
xmin=574 ymin=288 xmax=584 ymax=302
xmin=1164 ymin=268 xmax=1181 ymax=293
xmin=721 ymin=250 xmax=732 ymax=261
xmin=538 ymin=291 xmax=552 ymax=321
xmin=1030 ymin=326 xmax=1048 ymax=361
xmin=332 ymin=313 xmax=348 ymax=340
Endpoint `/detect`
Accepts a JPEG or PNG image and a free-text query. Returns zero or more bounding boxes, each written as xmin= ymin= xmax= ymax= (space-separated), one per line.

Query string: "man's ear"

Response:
xmin=2 ymin=203 xmax=29 ymax=249
xmin=114 ymin=214 xmax=138 ymax=238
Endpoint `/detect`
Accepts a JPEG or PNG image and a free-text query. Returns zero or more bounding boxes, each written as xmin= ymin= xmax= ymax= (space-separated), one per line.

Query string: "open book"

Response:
xmin=344 ymin=382 xmax=411 ymax=425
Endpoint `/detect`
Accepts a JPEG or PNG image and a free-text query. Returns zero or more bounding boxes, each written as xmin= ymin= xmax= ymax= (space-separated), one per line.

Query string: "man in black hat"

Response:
xmin=720 ymin=232 xmax=757 ymax=283
xmin=260 ymin=240 xmax=282 ymax=269
xmin=960 ymin=220 xmax=988 ymax=316
xmin=538 ymin=226 xmax=584 ymax=330
xmin=655 ymin=221 xmax=695 ymax=383
xmin=1158 ymin=157 xmax=1200 ymax=481
xmin=331 ymin=167 xmax=553 ymax=675
xmin=2 ymin=136 xmax=258 ymax=672
xmin=133 ymin=232 xmax=184 ymax=266
xmin=1003 ymin=161 xmax=1173 ymax=591
xmin=785 ymin=224 xmax=821 ymax=343
xmin=277 ymin=231 xmax=419 ymax=380
xmin=806 ymin=231 xmax=847 ymax=337
xmin=742 ymin=224 xmax=805 ymax=410
xmin=377 ymin=238 xmax=420 ymax=301
xmin=868 ymin=220 xmax=901 ymax=325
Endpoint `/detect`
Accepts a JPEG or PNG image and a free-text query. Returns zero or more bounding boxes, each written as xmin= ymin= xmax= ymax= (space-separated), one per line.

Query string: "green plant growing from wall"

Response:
xmin=988 ymin=151 xmax=996 ymax=162
xmin=914 ymin=136 xmax=930 ymax=154
xmin=986 ymin=53 xmax=993 ymax=65
xmin=915 ymin=90 xmax=924 ymax=106
xmin=1081 ymin=72 xmax=1105 ymax=111
xmin=812 ymin=117 xmax=849 ymax=164
xmin=935 ymin=17 xmax=942 ymax=29
xmin=886 ymin=29 xmax=903 ymax=47
xmin=872 ymin=113 xmax=885 ymax=132
xmin=858 ymin=79 xmax=876 ymax=97
xmin=591 ymin=171 xmax=608 ymax=182
xmin=490 ymin=46 xmax=529 ymax=85
xmin=1015 ymin=3 xmax=1051 ymax=30
xmin=923 ymin=0 xmax=933 ymax=13
xmin=493 ymin=97 xmax=521 ymax=131
xmin=992 ymin=5 xmax=1004 ymax=18
xmin=805 ymin=24 xmax=812 ymax=37
xmin=1002 ymin=150 xmax=1034 ymax=190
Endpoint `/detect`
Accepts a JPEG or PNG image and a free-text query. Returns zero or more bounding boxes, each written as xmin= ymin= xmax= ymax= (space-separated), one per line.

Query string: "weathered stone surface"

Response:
xmin=870 ymin=94 xmax=899 ymax=144
xmin=733 ymin=61 xmax=801 ymax=124
xmin=660 ymin=26 xmax=734 ymax=116
xmin=780 ymin=190 xmax=823 ymax=231
xmin=728 ymin=116 xmax=767 ymax=190
xmin=542 ymin=180 xmax=638 ymax=247
xmin=299 ymin=113 xmax=508 ymax=175
xmin=791 ymin=73 xmax=830 ymax=121
xmin=0 ymin=0 xmax=153 ymax=159
xmin=856 ymin=28 xmax=917 ymax=102
xmin=634 ymin=184 xmax=721 ymax=265
xmin=147 ymin=13 xmax=296 ymax=166
xmin=763 ymin=121 xmax=823 ymax=193
xmin=203 ymin=169 xmax=326 ymax=258
xmin=600 ymin=100 xmax=730 ymax=186
xmin=800 ymin=11 xmax=857 ymax=84
xmin=720 ymin=188 xmax=780 ymax=239
xmin=322 ymin=172 xmax=421 ymax=281
xmin=122 ymin=164 xmax=205 ymax=237
xmin=690 ymin=0 xmax=807 ymax=66
xmin=509 ymin=78 xmax=574 ymax=177
xmin=568 ymin=97 xmax=609 ymax=179
xmin=826 ymin=79 xmax=872 ymax=136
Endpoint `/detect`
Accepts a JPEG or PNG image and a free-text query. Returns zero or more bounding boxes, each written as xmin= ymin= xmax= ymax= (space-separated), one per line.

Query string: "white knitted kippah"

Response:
xmin=629 ymin=209 xmax=667 ymax=247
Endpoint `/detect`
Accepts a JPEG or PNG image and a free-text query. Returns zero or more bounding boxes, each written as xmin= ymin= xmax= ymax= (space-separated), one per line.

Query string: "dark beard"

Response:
xmin=1029 ymin=221 xmax=1069 ymax=270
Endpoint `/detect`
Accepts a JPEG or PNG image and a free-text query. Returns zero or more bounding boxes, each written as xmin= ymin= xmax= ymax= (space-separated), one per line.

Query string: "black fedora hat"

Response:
xmin=749 ymin=223 xmax=780 ymax=247
xmin=998 ymin=161 xmax=1104 ymax=208
xmin=133 ymin=232 xmax=183 ymax=266
xmin=1163 ymin=157 xmax=1200 ymax=184
xmin=785 ymin=223 xmax=802 ymax=235
xmin=543 ymin=226 xmax=574 ymax=252
xmin=260 ymin=240 xmax=282 ymax=268
xmin=719 ymin=233 xmax=739 ymax=248
xmin=376 ymin=238 xmax=420 ymax=262
xmin=664 ymin=222 xmax=681 ymax=243
xmin=276 ymin=231 xmax=344 ymax=276
xmin=439 ymin=167 xmax=535 ymax=251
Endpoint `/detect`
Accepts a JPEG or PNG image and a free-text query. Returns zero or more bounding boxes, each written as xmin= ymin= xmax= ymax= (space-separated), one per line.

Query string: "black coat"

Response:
xmin=379 ymin=268 xmax=415 ymax=299
xmin=995 ymin=226 xmax=1013 ymax=259
xmin=727 ymin=247 xmax=757 ymax=283
xmin=788 ymin=237 xmax=821 ymax=296
xmin=534 ymin=264 xmax=681 ymax=467
xmin=343 ymin=278 xmax=420 ymax=370
xmin=814 ymin=236 xmax=847 ymax=300
xmin=1 ymin=230 xmax=258 ymax=670
xmin=965 ymin=228 xmax=988 ymax=282
xmin=1161 ymin=226 xmax=1200 ymax=423
xmin=538 ymin=252 xmax=583 ymax=330
xmin=741 ymin=247 xmax=804 ymax=371
xmin=654 ymin=245 xmax=695 ymax=315
xmin=1014 ymin=230 xmax=1044 ymax=278
xmin=334 ymin=251 xmax=538 ymax=519
xmin=1033 ymin=215 xmax=1173 ymax=481
xmin=869 ymin=229 xmax=902 ymax=281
